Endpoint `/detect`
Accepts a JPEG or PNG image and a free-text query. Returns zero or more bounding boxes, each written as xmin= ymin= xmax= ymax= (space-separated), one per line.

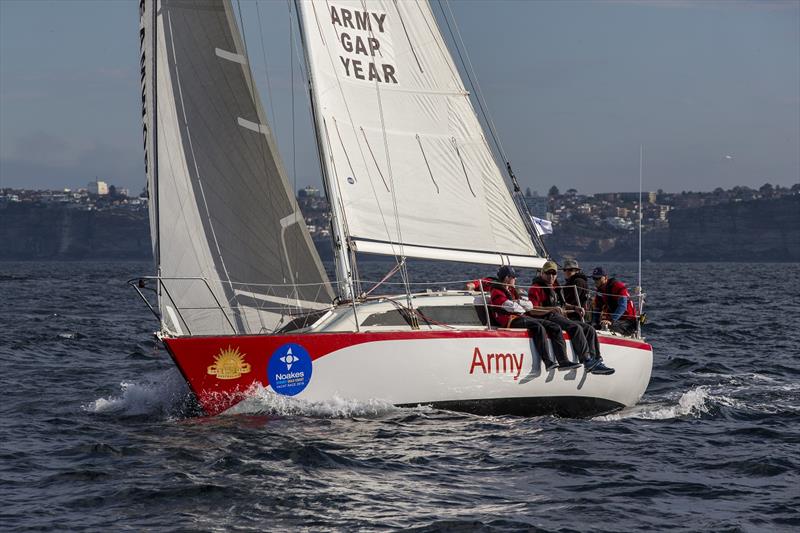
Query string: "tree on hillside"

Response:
xmin=548 ymin=185 xmax=560 ymax=197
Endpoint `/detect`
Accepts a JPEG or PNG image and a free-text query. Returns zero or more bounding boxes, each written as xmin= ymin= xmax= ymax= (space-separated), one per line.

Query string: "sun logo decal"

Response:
xmin=207 ymin=346 xmax=252 ymax=380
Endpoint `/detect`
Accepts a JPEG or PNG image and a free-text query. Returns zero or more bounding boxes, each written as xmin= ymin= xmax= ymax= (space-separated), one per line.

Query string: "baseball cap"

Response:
xmin=541 ymin=261 xmax=558 ymax=274
xmin=497 ymin=265 xmax=517 ymax=280
xmin=591 ymin=266 xmax=608 ymax=278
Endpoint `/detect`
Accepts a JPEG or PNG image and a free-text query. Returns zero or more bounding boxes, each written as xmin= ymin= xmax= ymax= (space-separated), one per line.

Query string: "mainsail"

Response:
xmin=139 ymin=0 xmax=334 ymax=336
xmin=297 ymin=0 xmax=545 ymax=269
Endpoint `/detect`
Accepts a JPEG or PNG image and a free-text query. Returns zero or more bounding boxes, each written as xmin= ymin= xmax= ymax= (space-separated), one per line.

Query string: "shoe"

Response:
xmin=544 ymin=360 xmax=559 ymax=372
xmin=558 ymin=361 xmax=582 ymax=370
xmin=584 ymin=357 xmax=600 ymax=371
xmin=591 ymin=362 xmax=615 ymax=375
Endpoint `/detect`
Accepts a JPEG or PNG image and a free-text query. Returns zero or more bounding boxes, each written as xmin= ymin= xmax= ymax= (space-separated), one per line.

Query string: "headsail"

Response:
xmin=140 ymin=0 xmax=334 ymax=336
xmin=297 ymin=0 xmax=546 ymax=269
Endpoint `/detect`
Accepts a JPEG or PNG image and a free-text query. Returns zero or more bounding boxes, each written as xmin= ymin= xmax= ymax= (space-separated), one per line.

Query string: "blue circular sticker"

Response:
xmin=267 ymin=343 xmax=313 ymax=396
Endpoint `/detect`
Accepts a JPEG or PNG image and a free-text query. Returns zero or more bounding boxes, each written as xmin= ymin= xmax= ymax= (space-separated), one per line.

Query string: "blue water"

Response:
xmin=1 ymin=261 xmax=798 ymax=531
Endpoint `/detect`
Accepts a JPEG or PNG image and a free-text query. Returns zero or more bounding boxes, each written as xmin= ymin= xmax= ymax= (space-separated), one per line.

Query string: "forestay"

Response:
xmin=139 ymin=0 xmax=333 ymax=336
xmin=298 ymin=0 xmax=544 ymax=268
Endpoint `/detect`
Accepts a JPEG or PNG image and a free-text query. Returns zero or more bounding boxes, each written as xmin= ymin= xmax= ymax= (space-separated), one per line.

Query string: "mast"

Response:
xmin=151 ymin=0 xmax=161 ymax=281
xmin=293 ymin=0 xmax=354 ymax=301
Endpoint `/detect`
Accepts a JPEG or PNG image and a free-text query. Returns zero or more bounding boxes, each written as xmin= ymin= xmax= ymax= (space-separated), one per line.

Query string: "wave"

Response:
xmin=598 ymin=372 xmax=800 ymax=421
xmin=223 ymin=384 xmax=405 ymax=419
xmin=83 ymin=368 xmax=195 ymax=418
xmin=596 ymin=386 xmax=730 ymax=421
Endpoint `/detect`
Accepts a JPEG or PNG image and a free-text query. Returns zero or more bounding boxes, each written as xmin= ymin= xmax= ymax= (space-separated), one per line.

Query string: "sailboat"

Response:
xmin=135 ymin=0 xmax=652 ymax=417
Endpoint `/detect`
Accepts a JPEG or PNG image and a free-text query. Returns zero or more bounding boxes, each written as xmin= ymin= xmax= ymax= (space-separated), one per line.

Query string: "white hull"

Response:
xmin=166 ymin=322 xmax=652 ymax=418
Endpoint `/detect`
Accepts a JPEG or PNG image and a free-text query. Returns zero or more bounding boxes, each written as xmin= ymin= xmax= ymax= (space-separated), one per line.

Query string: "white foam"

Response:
xmin=595 ymin=371 xmax=800 ymax=421
xmin=84 ymin=369 xmax=190 ymax=417
xmin=597 ymin=385 xmax=735 ymax=421
xmin=223 ymin=383 xmax=404 ymax=418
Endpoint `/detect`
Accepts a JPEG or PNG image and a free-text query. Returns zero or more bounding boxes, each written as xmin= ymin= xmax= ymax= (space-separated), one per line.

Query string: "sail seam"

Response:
xmin=451 ymin=137 xmax=477 ymax=197
xmin=392 ymin=0 xmax=423 ymax=74
xmin=360 ymin=127 xmax=391 ymax=192
xmin=416 ymin=134 xmax=439 ymax=194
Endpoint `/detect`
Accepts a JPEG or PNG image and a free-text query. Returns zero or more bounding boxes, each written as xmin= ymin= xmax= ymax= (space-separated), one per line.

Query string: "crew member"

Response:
xmin=490 ymin=266 xmax=581 ymax=371
xmin=591 ymin=267 xmax=638 ymax=336
xmin=528 ymin=261 xmax=614 ymax=375
xmin=559 ymin=259 xmax=591 ymax=318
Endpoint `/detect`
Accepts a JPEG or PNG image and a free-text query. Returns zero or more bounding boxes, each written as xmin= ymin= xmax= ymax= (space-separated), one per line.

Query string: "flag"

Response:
xmin=531 ymin=216 xmax=553 ymax=236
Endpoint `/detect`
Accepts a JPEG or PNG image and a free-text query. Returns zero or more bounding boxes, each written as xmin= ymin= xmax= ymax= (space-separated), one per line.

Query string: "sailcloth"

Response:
xmin=298 ymin=0 xmax=544 ymax=267
xmin=140 ymin=0 xmax=333 ymax=336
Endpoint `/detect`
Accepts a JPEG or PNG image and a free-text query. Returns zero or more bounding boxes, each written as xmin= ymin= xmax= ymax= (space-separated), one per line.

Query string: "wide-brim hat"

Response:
xmin=562 ymin=259 xmax=580 ymax=270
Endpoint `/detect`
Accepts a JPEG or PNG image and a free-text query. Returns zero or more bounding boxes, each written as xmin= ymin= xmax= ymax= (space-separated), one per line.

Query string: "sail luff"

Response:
xmin=139 ymin=0 xmax=160 ymax=279
xmin=295 ymin=0 xmax=355 ymax=300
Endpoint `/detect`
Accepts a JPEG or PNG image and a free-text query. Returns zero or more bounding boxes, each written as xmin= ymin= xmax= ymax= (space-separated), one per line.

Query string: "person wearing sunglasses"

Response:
xmin=527 ymin=261 xmax=615 ymax=375
xmin=488 ymin=265 xmax=581 ymax=372
xmin=591 ymin=266 xmax=638 ymax=336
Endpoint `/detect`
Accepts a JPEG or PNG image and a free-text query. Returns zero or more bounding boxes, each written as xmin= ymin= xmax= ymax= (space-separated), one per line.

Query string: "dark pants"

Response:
xmin=543 ymin=314 xmax=600 ymax=363
xmin=611 ymin=319 xmax=637 ymax=336
xmin=508 ymin=315 xmax=569 ymax=365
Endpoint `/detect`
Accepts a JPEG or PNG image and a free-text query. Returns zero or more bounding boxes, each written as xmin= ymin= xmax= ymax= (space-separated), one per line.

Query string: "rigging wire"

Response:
xmin=236 ymin=0 xmax=290 ymax=290
xmin=296 ymin=0 xmax=410 ymax=298
xmin=165 ymin=8 xmax=244 ymax=331
xmin=372 ymin=0 xmax=415 ymax=314
xmin=255 ymin=1 xmax=278 ymax=129
xmin=436 ymin=0 xmax=549 ymax=258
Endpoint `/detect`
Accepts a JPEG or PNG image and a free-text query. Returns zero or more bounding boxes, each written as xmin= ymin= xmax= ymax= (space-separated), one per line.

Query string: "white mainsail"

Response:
xmin=140 ymin=0 xmax=334 ymax=336
xmin=298 ymin=0 xmax=545 ymax=268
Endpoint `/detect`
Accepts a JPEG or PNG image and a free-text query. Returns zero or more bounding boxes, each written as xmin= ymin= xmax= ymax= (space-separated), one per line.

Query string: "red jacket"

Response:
xmin=527 ymin=276 xmax=559 ymax=307
xmin=594 ymin=278 xmax=636 ymax=322
xmin=470 ymin=277 xmax=496 ymax=294
xmin=489 ymin=285 xmax=521 ymax=328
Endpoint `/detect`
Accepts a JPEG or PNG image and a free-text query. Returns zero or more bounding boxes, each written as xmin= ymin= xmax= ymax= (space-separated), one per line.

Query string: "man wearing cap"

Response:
xmin=528 ymin=261 xmax=615 ymax=375
xmin=591 ymin=267 xmax=638 ymax=336
xmin=559 ymin=259 xmax=591 ymax=318
xmin=489 ymin=265 xmax=581 ymax=372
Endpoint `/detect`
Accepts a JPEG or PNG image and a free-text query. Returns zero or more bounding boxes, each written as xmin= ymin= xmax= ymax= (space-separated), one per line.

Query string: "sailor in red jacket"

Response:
xmin=487 ymin=265 xmax=581 ymax=372
xmin=528 ymin=261 xmax=614 ymax=375
xmin=591 ymin=266 xmax=638 ymax=336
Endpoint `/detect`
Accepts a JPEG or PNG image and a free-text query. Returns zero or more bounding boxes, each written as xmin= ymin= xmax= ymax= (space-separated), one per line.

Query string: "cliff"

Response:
xmin=2 ymin=194 xmax=798 ymax=262
xmin=0 ymin=204 xmax=151 ymax=260
xmin=661 ymin=195 xmax=800 ymax=261
xmin=568 ymin=195 xmax=800 ymax=262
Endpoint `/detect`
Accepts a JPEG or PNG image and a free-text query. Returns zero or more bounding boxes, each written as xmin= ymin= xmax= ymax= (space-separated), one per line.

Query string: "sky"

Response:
xmin=0 ymin=0 xmax=798 ymax=195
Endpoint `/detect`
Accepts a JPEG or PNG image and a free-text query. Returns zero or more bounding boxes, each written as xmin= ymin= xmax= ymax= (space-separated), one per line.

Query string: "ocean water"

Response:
xmin=1 ymin=261 xmax=798 ymax=531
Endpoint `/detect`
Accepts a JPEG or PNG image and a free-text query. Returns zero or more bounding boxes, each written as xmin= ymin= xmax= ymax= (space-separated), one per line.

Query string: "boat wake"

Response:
xmin=597 ymin=372 xmax=800 ymax=421
xmin=224 ymin=383 xmax=404 ymax=419
xmin=596 ymin=386 xmax=726 ymax=421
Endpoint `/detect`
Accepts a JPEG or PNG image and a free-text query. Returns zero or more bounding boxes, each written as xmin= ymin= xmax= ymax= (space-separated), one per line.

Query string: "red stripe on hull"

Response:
xmin=163 ymin=329 xmax=651 ymax=416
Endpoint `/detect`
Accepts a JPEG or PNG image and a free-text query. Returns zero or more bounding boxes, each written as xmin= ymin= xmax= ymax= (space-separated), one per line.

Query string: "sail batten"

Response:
xmin=140 ymin=0 xmax=333 ymax=336
xmin=298 ymin=0 xmax=542 ymax=266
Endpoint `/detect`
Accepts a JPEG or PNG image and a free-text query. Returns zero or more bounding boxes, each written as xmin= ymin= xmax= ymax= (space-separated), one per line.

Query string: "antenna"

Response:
xmin=637 ymin=145 xmax=644 ymax=338
xmin=638 ymin=145 xmax=643 ymax=290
